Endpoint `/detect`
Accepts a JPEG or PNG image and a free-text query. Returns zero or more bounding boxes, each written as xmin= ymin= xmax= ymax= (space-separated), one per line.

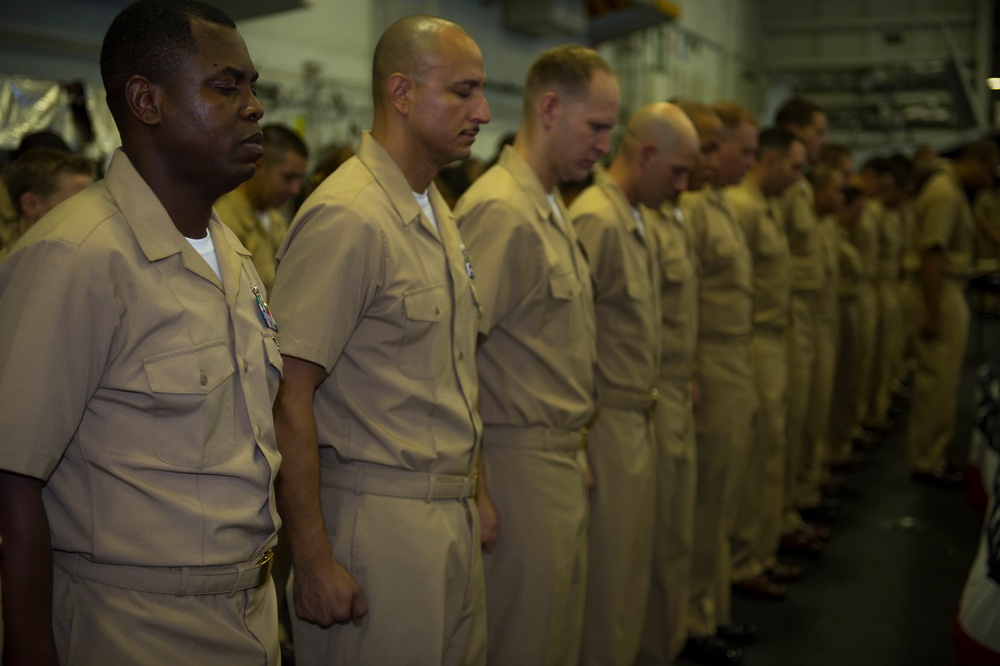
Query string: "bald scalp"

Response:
xmin=371 ymin=15 xmax=470 ymax=107
xmin=620 ymin=102 xmax=696 ymax=159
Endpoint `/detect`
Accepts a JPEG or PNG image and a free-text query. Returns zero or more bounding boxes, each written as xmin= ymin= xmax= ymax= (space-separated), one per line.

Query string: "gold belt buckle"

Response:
xmin=256 ymin=549 xmax=274 ymax=588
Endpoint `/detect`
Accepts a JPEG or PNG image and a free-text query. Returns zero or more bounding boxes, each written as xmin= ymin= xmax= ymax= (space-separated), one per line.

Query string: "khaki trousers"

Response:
xmin=639 ymin=379 xmax=696 ymax=665
xmin=908 ymin=280 xmax=971 ymax=474
xmin=53 ymin=565 xmax=278 ymax=664
xmin=899 ymin=278 xmax=924 ymax=376
xmin=581 ymin=405 xmax=656 ymax=666
xmin=800 ymin=294 xmax=838 ymax=508
xmin=830 ymin=297 xmax=861 ymax=464
xmin=482 ymin=440 xmax=589 ymax=666
xmin=856 ymin=282 xmax=880 ymax=422
xmin=690 ymin=337 xmax=756 ymax=635
xmin=875 ymin=279 xmax=903 ymax=418
xmin=291 ymin=489 xmax=486 ymax=666
xmin=732 ymin=329 xmax=787 ymax=581
xmin=784 ymin=292 xmax=817 ymax=529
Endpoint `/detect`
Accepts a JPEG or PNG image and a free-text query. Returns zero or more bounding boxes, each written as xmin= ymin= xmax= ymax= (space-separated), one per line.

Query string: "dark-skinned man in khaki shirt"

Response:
xmin=0 ymin=1 xmax=283 ymax=662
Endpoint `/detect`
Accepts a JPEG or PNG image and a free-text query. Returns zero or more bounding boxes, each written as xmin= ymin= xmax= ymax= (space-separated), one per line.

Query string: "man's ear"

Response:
xmin=125 ymin=74 xmax=162 ymax=127
xmin=538 ymin=92 xmax=561 ymax=130
xmin=638 ymin=143 xmax=656 ymax=168
xmin=385 ymin=72 xmax=413 ymax=116
xmin=20 ymin=191 xmax=42 ymax=223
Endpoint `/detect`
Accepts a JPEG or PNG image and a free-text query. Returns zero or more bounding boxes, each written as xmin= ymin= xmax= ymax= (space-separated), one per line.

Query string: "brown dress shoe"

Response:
xmin=797 ymin=521 xmax=832 ymax=541
xmin=733 ymin=573 xmax=787 ymax=600
xmin=767 ymin=561 xmax=803 ymax=582
xmin=779 ymin=530 xmax=823 ymax=557
xmin=911 ymin=469 xmax=964 ymax=489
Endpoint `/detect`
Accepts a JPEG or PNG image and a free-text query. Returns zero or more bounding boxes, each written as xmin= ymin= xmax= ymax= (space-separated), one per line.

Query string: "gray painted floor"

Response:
xmin=696 ymin=304 xmax=999 ymax=666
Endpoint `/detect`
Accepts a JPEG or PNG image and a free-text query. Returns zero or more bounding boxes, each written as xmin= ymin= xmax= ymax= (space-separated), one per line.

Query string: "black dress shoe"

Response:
xmin=830 ymin=452 xmax=865 ymax=472
xmin=820 ymin=477 xmax=842 ymax=497
xmin=800 ymin=496 xmax=839 ymax=523
xmin=862 ymin=418 xmax=895 ymax=434
xmin=911 ymin=469 xmax=964 ymax=489
xmin=733 ymin=573 xmax=787 ymax=600
xmin=716 ymin=622 xmax=758 ymax=645
xmin=680 ymin=636 xmax=743 ymax=665
xmin=853 ymin=429 xmax=879 ymax=451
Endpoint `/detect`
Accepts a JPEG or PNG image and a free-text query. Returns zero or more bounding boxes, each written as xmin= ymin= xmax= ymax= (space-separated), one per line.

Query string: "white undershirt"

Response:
xmin=413 ymin=190 xmax=440 ymax=236
xmin=546 ymin=194 xmax=567 ymax=232
xmin=254 ymin=208 xmax=273 ymax=233
xmin=630 ymin=205 xmax=647 ymax=240
xmin=186 ymin=232 xmax=221 ymax=279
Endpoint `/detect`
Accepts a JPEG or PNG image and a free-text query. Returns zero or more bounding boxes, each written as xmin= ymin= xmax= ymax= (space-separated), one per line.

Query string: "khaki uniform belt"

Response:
xmin=484 ymin=425 xmax=587 ymax=453
xmin=320 ymin=462 xmax=479 ymax=501
xmin=600 ymin=387 xmax=659 ymax=413
xmin=698 ymin=332 xmax=753 ymax=344
xmin=53 ymin=549 xmax=274 ymax=596
xmin=752 ymin=324 xmax=787 ymax=337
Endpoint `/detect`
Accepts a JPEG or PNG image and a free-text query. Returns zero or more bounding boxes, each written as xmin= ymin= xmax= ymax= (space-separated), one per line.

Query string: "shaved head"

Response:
xmin=372 ymin=15 xmax=471 ymax=107
xmin=609 ymin=102 xmax=699 ymax=208
xmin=621 ymin=101 xmax=697 ymax=159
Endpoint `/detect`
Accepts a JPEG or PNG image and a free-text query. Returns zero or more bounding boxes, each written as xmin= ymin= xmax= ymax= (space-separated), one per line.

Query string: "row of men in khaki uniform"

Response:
xmin=192 ymin=36 xmax=996 ymax=666
xmin=3 ymin=1 xmax=996 ymax=664
xmin=824 ymin=142 xmax=998 ymax=489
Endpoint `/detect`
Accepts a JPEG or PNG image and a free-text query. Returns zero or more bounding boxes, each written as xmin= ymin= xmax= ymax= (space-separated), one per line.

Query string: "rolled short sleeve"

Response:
xmin=0 ymin=240 xmax=117 ymax=479
xmin=917 ymin=186 xmax=960 ymax=253
xmin=271 ymin=202 xmax=383 ymax=373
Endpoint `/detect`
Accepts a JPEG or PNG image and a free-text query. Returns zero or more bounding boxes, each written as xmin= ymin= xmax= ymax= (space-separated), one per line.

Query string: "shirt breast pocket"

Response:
xmin=400 ymin=285 xmax=448 ymax=379
xmin=549 ymin=271 xmax=581 ymax=300
xmin=757 ymin=224 xmax=784 ymax=259
xmin=626 ymin=277 xmax=650 ymax=300
xmin=142 ymin=341 xmax=238 ymax=468
xmin=703 ymin=235 xmax=737 ymax=274
xmin=661 ymin=254 xmax=691 ymax=285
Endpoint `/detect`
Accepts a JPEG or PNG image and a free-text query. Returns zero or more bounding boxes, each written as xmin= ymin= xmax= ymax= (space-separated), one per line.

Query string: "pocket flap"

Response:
xmin=143 ymin=342 xmax=234 ymax=394
xmin=549 ymin=271 xmax=580 ymax=300
xmin=626 ymin=277 xmax=649 ymax=299
xmin=403 ymin=286 xmax=444 ymax=322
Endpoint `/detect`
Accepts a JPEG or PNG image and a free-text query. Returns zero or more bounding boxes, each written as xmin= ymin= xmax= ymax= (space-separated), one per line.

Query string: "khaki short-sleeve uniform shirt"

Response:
xmin=727 ymin=178 xmax=791 ymax=332
xmin=854 ymin=200 xmax=881 ymax=284
xmin=780 ymin=179 xmax=824 ymax=292
xmin=973 ymin=188 xmax=1000 ymax=263
xmin=570 ymin=169 xmax=660 ymax=399
xmin=215 ymin=189 xmax=288 ymax=293
xmin=0 ymin=150 xmax=281 ymax=567
xmin=899 ymin=200 xmax=922 ymax=278
xmin=271 ymin=132 xmax=481 ymax=475
xmin=680 ymin=187 xmax=753 ymax=338
xmin=651 ymin=204 xmax=699 ymax=380
xmin=837 ymin=226 xmax=864 ymax=299
xmin=914 ymin=166 xmax=974 ymax=279
xmin=876 ymin=205 xmax=903 ymax=281
xmin=454 ymin=145 xmax=597 ymax=431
